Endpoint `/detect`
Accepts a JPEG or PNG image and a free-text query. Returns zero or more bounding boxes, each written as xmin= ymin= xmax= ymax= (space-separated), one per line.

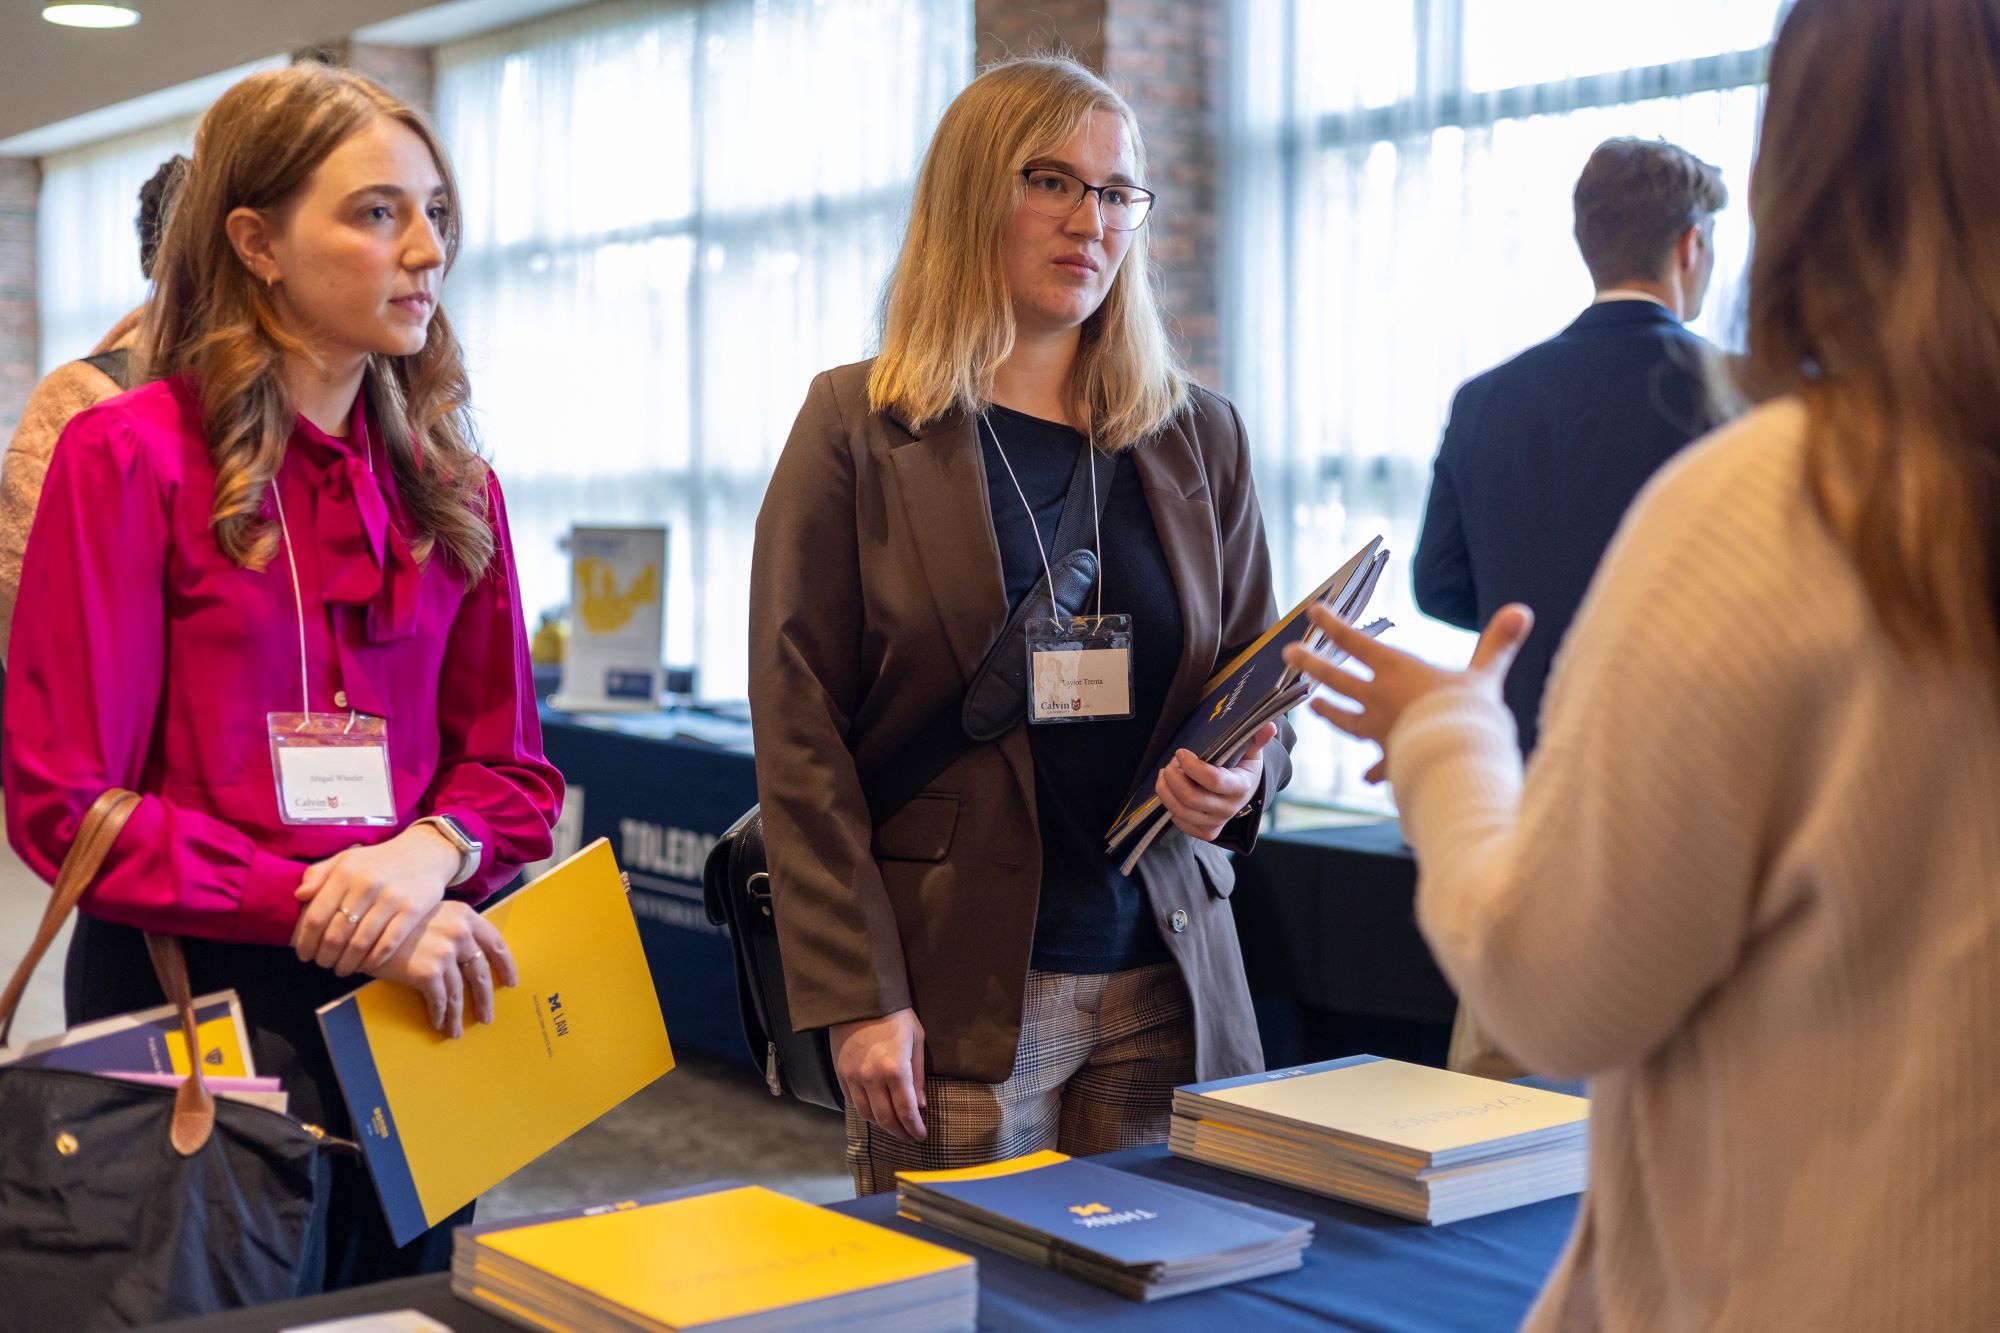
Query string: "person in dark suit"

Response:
xmin=1413 ymin=137 xmax=1727 ymax=755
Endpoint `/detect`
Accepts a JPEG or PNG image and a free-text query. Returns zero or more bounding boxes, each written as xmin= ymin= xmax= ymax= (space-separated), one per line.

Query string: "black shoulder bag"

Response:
xmin=0 ymin=791 xmax=350 ymax=1329
xmin=78 ymin=348 xmax=139 ymax=392
xmin=705 ymin=440 xmax=1105 ymax=1110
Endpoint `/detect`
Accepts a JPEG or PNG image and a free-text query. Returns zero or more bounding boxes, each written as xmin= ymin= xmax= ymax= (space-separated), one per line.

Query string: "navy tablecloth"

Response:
xmin=153 ymin=1142 xmax=1578 ymax=1332
xmin=832 ymin=1143 xmax=1576 ymax=1332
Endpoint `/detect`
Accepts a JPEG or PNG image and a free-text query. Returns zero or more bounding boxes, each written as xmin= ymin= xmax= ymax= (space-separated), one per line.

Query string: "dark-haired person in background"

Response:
xmin=0 ymin=153 xmax=189 ymax=657
xmin=1412 ymin=137 xmax=1726 ymax=755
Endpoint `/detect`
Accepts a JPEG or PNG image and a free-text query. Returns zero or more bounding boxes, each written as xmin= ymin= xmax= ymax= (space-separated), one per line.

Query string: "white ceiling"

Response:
xmin=0 ymin=0 xmax=593 ymax=155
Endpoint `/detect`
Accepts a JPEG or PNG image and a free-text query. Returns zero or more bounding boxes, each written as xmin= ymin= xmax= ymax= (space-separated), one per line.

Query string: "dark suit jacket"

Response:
xmin=749 ymin=360 xmax=1292 ymax=1084
xmin=1413 ymin=300 xmax=1718 ymax=752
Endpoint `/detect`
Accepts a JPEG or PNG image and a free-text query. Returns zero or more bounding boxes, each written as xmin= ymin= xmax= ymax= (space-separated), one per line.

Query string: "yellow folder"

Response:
xmin=318 ymin=838 xmax=675 ymax=1244
xmin=461 ymin=1183 xmax=975 ymax=1328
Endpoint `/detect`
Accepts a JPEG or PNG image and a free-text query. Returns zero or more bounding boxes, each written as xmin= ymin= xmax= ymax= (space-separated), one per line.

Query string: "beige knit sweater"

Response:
xmin=0 ymin=307 xmax=143 ymax=660
xmin=1390 ymin=397 xmax=2000 ymax=1331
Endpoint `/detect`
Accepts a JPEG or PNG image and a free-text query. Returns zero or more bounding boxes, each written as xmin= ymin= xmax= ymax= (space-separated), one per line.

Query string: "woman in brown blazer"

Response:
xmin=750 ymin=55 xmax=1292 ymax=1194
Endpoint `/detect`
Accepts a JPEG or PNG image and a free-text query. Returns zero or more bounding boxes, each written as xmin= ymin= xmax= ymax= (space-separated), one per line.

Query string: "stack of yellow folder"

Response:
xmin=451 ymin=1182 xmax=977 ymax=1331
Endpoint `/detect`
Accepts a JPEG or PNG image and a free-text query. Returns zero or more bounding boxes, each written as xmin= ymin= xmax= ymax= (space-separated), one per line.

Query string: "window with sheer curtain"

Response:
xmin=35 ymin=118 xmax=195 ymax=375
xmin=434 ymin=0 xmax=970 ymax=700
xmin=1223 ymin=0 xmax=1787 ymax=809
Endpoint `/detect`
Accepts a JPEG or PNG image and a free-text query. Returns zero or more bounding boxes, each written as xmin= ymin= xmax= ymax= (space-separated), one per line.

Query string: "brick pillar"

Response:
xmin=973 ymin=0 xmax=1224 ymax=387
xmin=0 ymin=159 xmax=39 ymax=436
xmin=1105 ymin=0 xmax=1221 ymax=387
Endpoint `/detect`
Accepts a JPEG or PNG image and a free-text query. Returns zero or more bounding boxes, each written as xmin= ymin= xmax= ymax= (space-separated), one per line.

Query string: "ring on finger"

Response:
xmin=343 ymin=909 xmax=363 ymax=926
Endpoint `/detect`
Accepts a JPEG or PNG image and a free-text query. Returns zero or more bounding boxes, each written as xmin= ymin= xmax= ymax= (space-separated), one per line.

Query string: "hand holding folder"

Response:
xmin=1105 ymin=535 xmax=1393 ymax=873
xmin=318 ymin=839 xmax=676 ymax=1246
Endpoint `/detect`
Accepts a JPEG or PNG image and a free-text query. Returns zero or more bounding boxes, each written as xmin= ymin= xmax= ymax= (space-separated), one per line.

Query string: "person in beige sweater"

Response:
xmin=0 ymin=308 xmax=141 ymax=657
xmin=1289 ymin=0 xmax=2000 ymax=1328
xmin=0 ymin=154 xmax=185 ymax=660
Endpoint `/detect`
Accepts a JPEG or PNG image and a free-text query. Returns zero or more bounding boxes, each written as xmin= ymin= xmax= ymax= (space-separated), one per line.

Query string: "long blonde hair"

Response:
xmin=141 ymin=63 xmax=493 ymax=579
xmin=868 ymin=55 xmax=1187 ymax=449
xmin=1736 ymin=0 xmax=2000 ymax=683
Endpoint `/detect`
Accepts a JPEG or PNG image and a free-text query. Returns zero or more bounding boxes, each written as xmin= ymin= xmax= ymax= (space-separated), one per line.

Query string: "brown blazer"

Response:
xmin=748 ymin=359 xmax=1292 ymax=1084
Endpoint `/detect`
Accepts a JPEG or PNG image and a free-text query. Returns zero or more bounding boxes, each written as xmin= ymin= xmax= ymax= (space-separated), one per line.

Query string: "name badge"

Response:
xmin=267 ymin=712 xmax=397 ymax=825
xmin=1027 ymin=615 xmax=1134 ymax=724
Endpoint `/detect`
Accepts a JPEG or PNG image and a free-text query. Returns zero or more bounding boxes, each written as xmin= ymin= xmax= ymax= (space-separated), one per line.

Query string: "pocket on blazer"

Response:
xmin=873 ymin=793 xmax=960 ymax=863
xmin=1190 ymin=839 xmax=1236 ymax=899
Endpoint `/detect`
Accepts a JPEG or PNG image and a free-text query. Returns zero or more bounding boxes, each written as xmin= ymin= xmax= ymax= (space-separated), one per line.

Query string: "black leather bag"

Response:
xmin=704 ymin=441 xmax=1107 ymax=1111
xmin=0 ymin=791 xmax=350 ymax=1330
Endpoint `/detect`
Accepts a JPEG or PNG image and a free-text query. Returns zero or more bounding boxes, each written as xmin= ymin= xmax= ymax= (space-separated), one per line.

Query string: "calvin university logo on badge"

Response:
xmin=1069 ymin=1203 xmax=1110 ymax=1217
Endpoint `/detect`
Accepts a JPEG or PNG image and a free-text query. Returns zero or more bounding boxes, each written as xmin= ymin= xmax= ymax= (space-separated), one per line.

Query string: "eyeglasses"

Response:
xmin=1018 ymin=168 xmax=1156 ymax=232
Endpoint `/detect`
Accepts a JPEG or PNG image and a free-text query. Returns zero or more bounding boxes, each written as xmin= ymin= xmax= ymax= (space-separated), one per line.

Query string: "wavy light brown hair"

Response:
xmin=141 ymin=63 xmax=493 ymax=578
xmin=1738 ymin=0 xmax=2000 ymax=678
xmin=868 ymin=55 xmax=1187 ymax=450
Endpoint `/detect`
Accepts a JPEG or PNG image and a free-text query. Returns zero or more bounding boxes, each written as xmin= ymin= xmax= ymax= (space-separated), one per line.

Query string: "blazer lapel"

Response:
xmin=886 ymin=410 xmax=1009 ymax=687
xmin=1132 ymin=422 xmax=1222 ymax=773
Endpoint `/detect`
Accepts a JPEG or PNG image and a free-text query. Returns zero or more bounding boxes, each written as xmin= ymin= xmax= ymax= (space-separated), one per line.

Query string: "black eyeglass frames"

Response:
xmin=1018 ymin=167 xmax=1156 ymax=231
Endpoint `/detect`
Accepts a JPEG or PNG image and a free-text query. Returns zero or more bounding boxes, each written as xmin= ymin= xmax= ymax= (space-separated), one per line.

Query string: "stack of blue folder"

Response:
xmin=896 ymin=1151 xmax=1311 ymax=1301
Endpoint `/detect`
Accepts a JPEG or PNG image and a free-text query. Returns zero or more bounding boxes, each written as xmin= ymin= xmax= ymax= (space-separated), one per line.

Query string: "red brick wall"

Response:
xmin=977 ymin=0 xmax=1108 ymax=69
xmin=1106 ymin=0 xmax=1222 ymax=388
xmin=0 ymin=159 xmax=40 ymax=436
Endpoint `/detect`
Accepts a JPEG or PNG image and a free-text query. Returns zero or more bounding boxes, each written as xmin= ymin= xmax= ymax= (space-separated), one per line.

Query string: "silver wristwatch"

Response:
xmin=417 ymin=814 xmax=483 ymax=888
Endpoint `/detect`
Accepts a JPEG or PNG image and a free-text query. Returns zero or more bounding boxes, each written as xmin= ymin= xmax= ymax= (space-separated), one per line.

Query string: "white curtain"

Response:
xmin=36 ymin=117 xmax=196 ymax=374
xmin=1224 ymin=0 xmax=1787 ymax=810
xmin=435 ymin=0 xmax=970 ymax=700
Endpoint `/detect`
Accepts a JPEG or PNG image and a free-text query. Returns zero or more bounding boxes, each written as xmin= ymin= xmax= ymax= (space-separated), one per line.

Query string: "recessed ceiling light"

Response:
xmin=43 ymin=3 xmax=141 ymax=28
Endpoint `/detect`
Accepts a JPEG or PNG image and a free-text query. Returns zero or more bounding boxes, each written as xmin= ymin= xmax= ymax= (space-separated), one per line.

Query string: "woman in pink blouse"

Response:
xmin=3 ymin=65 xmax=562 ymax=1286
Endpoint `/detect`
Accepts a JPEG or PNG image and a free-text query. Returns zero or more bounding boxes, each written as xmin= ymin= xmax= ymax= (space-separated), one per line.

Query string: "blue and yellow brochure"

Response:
xmin=897 ymin=1151 xmax=1310 ymax=1301
xmin=1106 ymin=536 xmax=1389 ymax=859
xmin=0 ymin=989 xmax=253 ymax=1077
xmin=451 ymin=1180 xmax=977 ymax=1331
xmin=317 ymin=838 xmax=675 ymax=1246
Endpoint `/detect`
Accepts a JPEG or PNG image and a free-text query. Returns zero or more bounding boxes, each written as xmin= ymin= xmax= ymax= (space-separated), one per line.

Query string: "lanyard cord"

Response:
xmin=270 ymin=422 xmax=375 ymax=726
xmin=980 ymin=412 xmax=1105 ymax=626
xmin=271 ymin=481 xmax=311 ymax=718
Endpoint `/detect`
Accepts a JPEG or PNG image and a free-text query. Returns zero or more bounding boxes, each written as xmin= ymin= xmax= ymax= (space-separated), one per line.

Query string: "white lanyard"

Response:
xmin=979 ymin=412 xmax=1105 ymax=621
xmin=269 ymin=427 xmax=374 ymax=727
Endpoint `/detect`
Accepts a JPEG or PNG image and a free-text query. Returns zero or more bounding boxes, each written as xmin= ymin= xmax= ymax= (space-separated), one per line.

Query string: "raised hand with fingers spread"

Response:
xmin=1284 ymin=603 xmax=1535 ymax=783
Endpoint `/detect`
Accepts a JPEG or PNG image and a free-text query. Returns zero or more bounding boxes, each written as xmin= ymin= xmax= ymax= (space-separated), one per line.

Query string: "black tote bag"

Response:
xmin=0 ymin=790 xmax=348 ymax=1330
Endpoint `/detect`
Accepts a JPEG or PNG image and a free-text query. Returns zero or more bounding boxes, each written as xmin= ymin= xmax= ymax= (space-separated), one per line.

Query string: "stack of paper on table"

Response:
xmin=451 ymin=1182 xmax=977 ymax=1332
xmin=896 ymin=1151 xmax=1310 ymax=1301
xmin=1106 ymin=535 xmax=1391 ymax=874
xmin=1170 ymin=1056 xmax=1588 ymax=1225
xmin=318 ymin=838 xmax=676 ymax=1245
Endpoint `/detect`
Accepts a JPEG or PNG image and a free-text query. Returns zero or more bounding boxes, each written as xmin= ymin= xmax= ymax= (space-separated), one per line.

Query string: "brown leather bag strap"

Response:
xmin=0 ymin=789 xmax=141 ymax=1046
xmin=0 ymin=789 xmax=215 ymax=1155
xmin=145 ymin=932 xmax=216 ymax=1155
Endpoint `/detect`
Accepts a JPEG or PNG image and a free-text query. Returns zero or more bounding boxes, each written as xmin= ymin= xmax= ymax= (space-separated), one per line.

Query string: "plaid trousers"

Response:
xmin=845 ymin=961 xmax=1196 ymax=1196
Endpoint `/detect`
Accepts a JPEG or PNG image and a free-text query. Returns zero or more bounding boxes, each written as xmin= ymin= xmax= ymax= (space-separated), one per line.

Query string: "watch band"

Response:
xmin=418 ymin=814 xmax=482 ymax=889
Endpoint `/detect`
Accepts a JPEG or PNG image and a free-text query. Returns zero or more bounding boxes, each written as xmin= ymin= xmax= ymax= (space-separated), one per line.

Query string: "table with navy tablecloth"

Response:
xmin=152 ymin=1141 xmax=1580 ymax=1332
